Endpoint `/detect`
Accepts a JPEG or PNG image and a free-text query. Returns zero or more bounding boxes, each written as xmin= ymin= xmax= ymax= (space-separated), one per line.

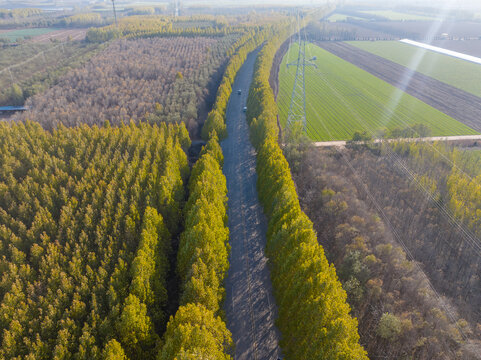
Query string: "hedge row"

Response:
xmin=246 ymin=11 xmax=369 ymax=360
xmin=160 ymin=135 xmax=233 ymax=359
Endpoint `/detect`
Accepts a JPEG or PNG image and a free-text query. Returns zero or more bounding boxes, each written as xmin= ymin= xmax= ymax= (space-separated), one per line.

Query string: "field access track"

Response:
xmin=318 ymin=42 xmax=481 ymax=132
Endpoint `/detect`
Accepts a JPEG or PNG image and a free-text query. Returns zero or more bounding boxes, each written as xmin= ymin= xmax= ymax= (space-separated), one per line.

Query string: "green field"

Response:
xmin=327 ymin=13 xmax=365 ymax=22
xmin=0 ymin=28 xmax=59 ymax=42
xmin=277 ymin=43 xmax=478 ymax=141
xmin=361 ymin=10 xmax=436 ymax=21
xmin=349 ymin=41 xmax=481 ymax=98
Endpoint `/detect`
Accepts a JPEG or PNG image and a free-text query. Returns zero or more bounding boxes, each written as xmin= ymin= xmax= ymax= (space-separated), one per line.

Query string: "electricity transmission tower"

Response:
xmin=111 ymin=0 xmax=118 ymax=27
xmin=286 ymin=14 xmax=317 ymax=132
xmin=174 ymin=0 xmax=180 ymax=17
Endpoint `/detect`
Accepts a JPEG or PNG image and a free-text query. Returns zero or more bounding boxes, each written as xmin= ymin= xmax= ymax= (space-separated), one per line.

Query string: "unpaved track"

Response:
xmin=29 ymin=29 xmax=87 ymax=43
xmin=317 ymin=42 xmax=481 ymax=132
xmin=222 ymin=48 xmax=281 ymax=360
xmin=314 ymin=134 xmax=481 ymax=147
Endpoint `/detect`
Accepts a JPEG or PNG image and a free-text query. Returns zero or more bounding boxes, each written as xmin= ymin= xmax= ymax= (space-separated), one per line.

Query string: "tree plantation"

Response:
xmin=2 ymin=3 xmax=479 ymax=359
xmin=0 ymin=41 xmax=101 ymax=107
xmin=284 ymin=141 xmax=481 ymax=359
xmin=0 ymin=121 xmax=189 ymax=358
xmin=14 ymin=36 xmax=238 ymax=137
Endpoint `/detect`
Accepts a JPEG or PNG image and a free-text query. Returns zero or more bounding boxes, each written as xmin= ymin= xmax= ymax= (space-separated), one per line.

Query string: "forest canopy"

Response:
xmin=14 ymin=36 xmax=238 ymax=137
xmin=0 ymin=121 xmax=190 ymax=358
xmin=284 ymin=141 xmax=481 ymax=359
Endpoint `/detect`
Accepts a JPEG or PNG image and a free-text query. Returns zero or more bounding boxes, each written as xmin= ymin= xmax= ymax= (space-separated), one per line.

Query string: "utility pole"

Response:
xmin=286 ymin=11 xmax=317 ymax=132
xmin=112 ymin=0 xmax=118 ymax=27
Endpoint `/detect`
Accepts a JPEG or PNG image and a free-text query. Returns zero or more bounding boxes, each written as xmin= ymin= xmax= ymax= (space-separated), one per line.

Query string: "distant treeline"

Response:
xmin=0 ymin=8 xmax=42 ymax=19
xmin=306 ymin=21 xmax=357 ymax=41
xmin=59 ymin=13 xmax=104 ymax=27
xmin=85 ymin=15 xmax=245 ymax=43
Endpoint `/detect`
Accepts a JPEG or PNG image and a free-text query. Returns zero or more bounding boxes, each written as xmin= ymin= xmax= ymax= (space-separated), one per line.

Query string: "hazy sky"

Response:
xmin=2 ymin=0 xmax=480 ymax=11
xmin=180 ymin=0 xmax=481 ymax=10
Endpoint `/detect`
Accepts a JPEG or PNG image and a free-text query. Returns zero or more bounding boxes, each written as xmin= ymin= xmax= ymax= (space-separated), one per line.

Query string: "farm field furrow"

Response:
xmin=277 ymin=43 xmax=477 ymax=141
xmin=351 ymin=20 xmax=481 ymax=40
xmin=350 ymin=40 xmax=481 ymax=97
xmin=319 ymin=41 xmax=481 ymax=133
xmin=429 ymin=39 xmax=481 ymax=58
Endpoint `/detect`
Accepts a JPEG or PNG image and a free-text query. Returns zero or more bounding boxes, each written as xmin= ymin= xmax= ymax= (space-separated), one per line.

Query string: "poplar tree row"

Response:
xmin=86 ymin=16 xmax=240 ymax=43
xmin=60 ymin=13 xmax=104 ymax=27
xmin=0 ymin=8 xmax=42 ymax=19
xmin=245 ymin=11 xmax=368 ymax=359
xmin=0 ymin=121 xmax=190 ymax=359
xmin=160 ymin=135 xmax=233 ymax=359
xmin=201 ymin=24 xmax=287 ymax=140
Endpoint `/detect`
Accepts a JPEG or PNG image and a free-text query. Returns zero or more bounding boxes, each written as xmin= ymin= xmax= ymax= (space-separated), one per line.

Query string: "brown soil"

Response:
xmin=429 ymin=39 xmax=481 ymax=58
xmin=345 ymin=20 xmax=481 ymax=41
xmin=317 ymin=41 xmax=481 ymax=132
xmin=368 ymin=20 xmax=481 ymax=40
xmin=320 ymin=21 xmax=399 ymax=40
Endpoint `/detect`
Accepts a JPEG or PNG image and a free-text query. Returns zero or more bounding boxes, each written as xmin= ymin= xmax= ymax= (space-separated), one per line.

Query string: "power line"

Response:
xmin=286 ymin=10 xmax=317 ymax=132
xmin=302 ymin=42 xmax=481 ymax=257
xmin=303 ymin=90 xmax=469 ymax=353
xmin=111 ymin=0 xmax=118 ymax=27
xmin=283 ymin=31 xmax=476 ymax=349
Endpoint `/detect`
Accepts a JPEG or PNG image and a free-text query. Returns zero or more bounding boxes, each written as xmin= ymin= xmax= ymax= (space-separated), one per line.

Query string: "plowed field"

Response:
xmin=319 ymin=42 xmax=481 ymax=132
xmin=276 ymin=43 xmax=477 ymax=141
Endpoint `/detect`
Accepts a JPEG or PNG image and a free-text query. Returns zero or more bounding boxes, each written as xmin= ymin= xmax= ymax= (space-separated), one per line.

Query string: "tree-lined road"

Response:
xmin=222 ymin=49 xmax=282 ymax=360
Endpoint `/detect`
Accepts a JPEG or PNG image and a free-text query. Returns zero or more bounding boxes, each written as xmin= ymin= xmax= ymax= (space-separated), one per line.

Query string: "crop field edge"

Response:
xmin=277 ymin=43 xmax=478 ymax=141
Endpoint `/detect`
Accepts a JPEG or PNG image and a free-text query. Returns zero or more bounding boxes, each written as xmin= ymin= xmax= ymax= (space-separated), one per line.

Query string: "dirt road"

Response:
xmin=29 ymin=29 xmax=87 ymax=43
xmin=317 ymin=42 xmax=481 ymax=132
xmin=313 ymin=134 xmax=481 ymax=147
xmin=222 ymin=49 xmax=282 ymax=360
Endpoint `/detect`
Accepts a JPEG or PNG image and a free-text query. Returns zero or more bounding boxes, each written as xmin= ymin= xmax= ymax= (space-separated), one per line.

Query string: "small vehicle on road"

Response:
xmin=242 ymin=106 xmax=247 ymax=113
xmin=237 ymin=89 xmax=242 ymax=95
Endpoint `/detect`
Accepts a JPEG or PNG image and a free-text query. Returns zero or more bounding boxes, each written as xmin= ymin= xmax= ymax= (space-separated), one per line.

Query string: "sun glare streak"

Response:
xmin=382 ymin=0 xmax=458 ymax=131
